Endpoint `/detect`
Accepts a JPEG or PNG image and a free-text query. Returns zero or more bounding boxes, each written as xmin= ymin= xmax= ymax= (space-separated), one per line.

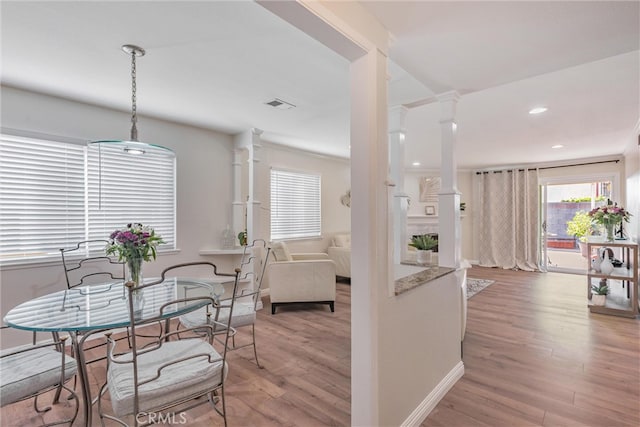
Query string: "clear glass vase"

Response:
xmin=126 ymin=256 xmax=144 ymax=288
xmin=604 ymin=222 xmax=615 ymax=242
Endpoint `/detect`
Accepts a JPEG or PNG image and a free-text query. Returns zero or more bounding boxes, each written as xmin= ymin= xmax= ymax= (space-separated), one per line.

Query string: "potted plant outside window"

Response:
xmin=591 ymin=283 xmax=609 ymax=306
xmin=409 ymin=234 xmax=438 ymax=264
xmin=566 ymin=211 xmax=592 ymax=257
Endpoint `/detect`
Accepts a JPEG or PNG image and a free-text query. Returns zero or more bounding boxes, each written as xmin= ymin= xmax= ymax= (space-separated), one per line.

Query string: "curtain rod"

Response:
xmin=475 ymin=159 xmax=620 ymax=174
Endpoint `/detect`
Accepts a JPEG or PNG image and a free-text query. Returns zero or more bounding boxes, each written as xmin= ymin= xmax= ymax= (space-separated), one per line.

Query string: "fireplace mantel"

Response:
xmin=407 ymin=215 xmax=438 ymax=235
xmin=407 ymin=214 xmax=465 ymax=236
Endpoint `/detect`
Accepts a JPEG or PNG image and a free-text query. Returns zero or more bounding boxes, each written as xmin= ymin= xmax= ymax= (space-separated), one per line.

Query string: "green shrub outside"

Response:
xmin=566 ymin=211 xmax=593 ymax=242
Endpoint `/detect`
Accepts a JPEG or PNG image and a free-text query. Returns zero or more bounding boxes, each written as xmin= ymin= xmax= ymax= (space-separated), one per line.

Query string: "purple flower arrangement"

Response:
xmin=588 ymin=204 xmax=632 ymax=226
xmin=106 ymin=223 xmax=164 ymax=262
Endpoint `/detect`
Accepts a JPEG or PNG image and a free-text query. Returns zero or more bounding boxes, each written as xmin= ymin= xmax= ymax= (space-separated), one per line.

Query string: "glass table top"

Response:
xmin=3 ymin=277 xmax=228 ymax=333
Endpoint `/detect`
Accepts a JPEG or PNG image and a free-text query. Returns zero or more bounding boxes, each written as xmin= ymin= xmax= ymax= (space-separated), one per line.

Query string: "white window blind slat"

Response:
xmin=270 ymin=168 xmax=321 ymax=240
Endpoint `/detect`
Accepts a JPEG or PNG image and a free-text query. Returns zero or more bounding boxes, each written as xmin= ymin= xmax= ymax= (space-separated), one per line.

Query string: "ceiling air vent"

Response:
xmin=265 ymin=98 xmax=296 ymax=110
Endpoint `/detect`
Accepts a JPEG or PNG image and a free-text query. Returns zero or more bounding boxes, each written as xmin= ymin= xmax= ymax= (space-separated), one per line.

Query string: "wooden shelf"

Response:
xmin=586 ymin=239 xmax=638 ymax=318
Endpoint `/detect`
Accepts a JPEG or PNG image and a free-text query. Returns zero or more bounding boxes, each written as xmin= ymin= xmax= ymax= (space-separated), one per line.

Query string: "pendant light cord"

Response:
xmin=130 ymin=49 xmax=138 ymax=142
xmin=121 ymin=44 xmax=145 ymax=142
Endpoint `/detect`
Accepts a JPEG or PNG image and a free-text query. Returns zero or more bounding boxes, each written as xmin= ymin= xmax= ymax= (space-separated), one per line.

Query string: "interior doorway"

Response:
xmin=541 ymin=177 xmax=614 ymax=274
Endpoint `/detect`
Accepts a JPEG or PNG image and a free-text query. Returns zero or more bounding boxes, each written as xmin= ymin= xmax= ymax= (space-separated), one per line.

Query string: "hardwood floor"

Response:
xmin=2 ymin=267 xmax=638 ymax=426
xmin=423 ymin=267 xmax=640 ymax=427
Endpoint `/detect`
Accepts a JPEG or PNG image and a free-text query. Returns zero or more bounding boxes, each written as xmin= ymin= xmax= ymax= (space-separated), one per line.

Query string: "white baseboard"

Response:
xmin=401 ymin=361 xmax=465 ymax=427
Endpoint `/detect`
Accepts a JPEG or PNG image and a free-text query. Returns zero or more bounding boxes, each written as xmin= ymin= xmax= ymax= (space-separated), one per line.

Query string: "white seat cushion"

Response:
xmin=108 ymin=339 xmax=226 ymax=416
xmin=180 ymin=302 xmax=256 ymax=329
xmin=0 ymin=347 xmax=77 ymax=406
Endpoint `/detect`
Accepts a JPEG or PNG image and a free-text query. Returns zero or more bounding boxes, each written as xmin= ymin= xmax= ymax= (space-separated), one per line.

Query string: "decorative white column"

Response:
xmin=232 ymin=128 xmax=263 ymax=246
xmin=246 ymin=128 xmax=263 ymax=243
xmin=436 ymin=91 xmax=462 ymax=268
xmin=350 ymin=47 xmax=388 ymax=427
xmin=232 ymin=148 xmax=244 ymax=242
xmin=388 ymin=106 xmax=409 ymax=264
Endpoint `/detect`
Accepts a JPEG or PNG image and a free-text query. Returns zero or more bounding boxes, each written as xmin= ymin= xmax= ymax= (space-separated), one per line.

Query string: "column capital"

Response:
xmin=435 ymin=90 xmax=460 ymax=104
xmin=388 ymin=105 xmax=408 ymax=133
xmin=436 ymin=91 xmax=460 ymax=122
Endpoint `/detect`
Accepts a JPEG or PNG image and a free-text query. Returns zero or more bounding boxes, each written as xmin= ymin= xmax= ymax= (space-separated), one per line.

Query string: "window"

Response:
xmin=270 ymin=168 xmax=321 ymax=240
xmin=0 ymin=134 xmax=176 ymax=263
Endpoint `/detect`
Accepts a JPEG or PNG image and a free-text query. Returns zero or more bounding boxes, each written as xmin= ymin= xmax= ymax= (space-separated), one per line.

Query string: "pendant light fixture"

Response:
xmin=89 ymin=44 xmax=174 ymax=209
xmin=89 ymin=44 xmax=174 ymax=154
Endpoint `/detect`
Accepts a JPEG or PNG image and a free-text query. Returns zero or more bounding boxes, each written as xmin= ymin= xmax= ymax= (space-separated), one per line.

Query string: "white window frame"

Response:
xmin=270 ymin=168 xmax=321 ymax=241
xmin=0 ymin=133 xmax=176 ymax=266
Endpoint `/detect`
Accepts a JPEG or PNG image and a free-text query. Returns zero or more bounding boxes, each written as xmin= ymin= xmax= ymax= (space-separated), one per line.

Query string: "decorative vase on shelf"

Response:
xmin=592 ymin=294 xmax=606 ymax=306
xmin=221 ymin=224 xmax=235 ymax=249
xmin=126 ymin=256 xmax=144 ymax=289
xmin=416 ymin=249 xmax=433 ymax=265
xmin=600 ymin=250 xmax=614 ymax=275
xmin=604 ymin=222 xmax=616 ymax=242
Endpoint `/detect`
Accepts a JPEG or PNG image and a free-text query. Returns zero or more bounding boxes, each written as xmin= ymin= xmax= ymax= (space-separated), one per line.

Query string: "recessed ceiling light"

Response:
xmin=529 ymin=107 xmax=548 ymax=115
xmin=412 ymin=161 xmax=421 ymax=166
xmin=551 ymin=144 xmax=564 ymax=149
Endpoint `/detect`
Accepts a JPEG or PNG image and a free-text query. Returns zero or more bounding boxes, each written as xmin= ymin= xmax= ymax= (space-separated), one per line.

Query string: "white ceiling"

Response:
xmin=1 ymin=1 xmax=638 ymax=169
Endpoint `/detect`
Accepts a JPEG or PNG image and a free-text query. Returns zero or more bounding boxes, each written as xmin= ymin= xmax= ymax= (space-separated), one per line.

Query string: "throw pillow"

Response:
xmin=272 ymin=242 xmax=292 ymax=261
xmin=333 ymin=233 xmax=351 ymax=248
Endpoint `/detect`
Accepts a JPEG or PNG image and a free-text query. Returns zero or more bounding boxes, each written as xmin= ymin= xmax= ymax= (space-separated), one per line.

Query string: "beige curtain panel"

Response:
xmin=476 ymin=168 xmax=540 ymax=271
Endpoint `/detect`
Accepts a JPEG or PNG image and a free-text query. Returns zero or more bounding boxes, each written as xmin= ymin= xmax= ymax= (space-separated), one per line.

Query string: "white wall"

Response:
xmin=378 ymin=272 xmax=461 ymax=425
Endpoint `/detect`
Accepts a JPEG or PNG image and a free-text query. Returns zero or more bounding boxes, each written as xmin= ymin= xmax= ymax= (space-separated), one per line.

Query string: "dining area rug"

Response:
xmin=466 ymin=278 xmax=495 ymax=298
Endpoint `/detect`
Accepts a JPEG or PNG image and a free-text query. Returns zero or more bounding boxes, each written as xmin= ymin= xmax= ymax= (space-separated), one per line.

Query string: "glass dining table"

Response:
xmin=3 ymin=277 xmax=230 ymax=427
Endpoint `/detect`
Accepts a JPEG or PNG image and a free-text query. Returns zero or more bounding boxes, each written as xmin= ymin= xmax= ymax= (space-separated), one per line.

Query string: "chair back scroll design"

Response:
xmin=60 ymin=239 xmax=125 ymax=289
xmin=238 ymin=239 xmax=272 ymax=311
xmin=98 ymin=262 xmax=241 ymax=427
xmin=58 ymin=239 xmax=134 ymax=367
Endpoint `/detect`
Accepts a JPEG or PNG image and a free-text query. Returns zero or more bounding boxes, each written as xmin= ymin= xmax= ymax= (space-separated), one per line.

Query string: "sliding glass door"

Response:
xmin=541 ymin=175 xmax=617 ymax=274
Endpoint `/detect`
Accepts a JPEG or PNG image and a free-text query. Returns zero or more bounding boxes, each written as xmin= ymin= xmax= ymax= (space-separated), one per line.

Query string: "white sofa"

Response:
xmin=327 ymin=233 xmax=351 ymax=279
xmin=267 ymin=242 xmax=336 ymax=314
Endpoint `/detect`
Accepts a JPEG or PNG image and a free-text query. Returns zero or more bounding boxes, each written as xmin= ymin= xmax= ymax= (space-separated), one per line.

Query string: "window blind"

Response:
xmin=0 ymin=134 xmax=176 ymax=263
xmin=87 ymin=143 xmax=176 ymax=249
xmin=270 ymin=168 xmax=321 ymax=240
xmin=0 ymin=135 xmax=86 ymax=259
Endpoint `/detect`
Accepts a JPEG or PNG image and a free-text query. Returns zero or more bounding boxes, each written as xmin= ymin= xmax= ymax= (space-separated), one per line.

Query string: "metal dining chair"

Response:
xmin=178 ymin=240 xmax=271 ymax=368
xmin=97 ymin=262 xmax=241 ymax=427
xmin=59 ymin=240 xmax=133 ymax=363
xmin=60 ymin=240 xmax=164 ymax=356
xmin=0 ymin=328 xmax=79 ymax=426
